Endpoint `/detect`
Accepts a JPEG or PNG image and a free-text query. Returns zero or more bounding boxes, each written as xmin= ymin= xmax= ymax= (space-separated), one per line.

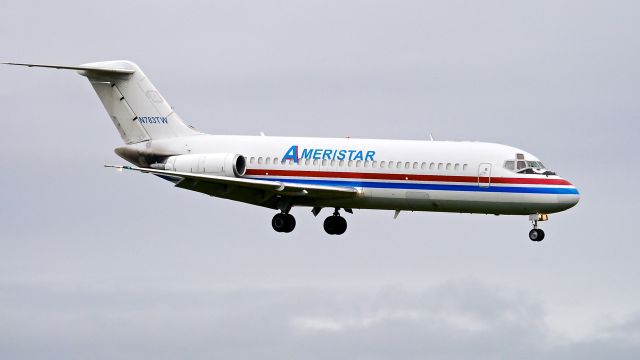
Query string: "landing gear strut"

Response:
xmin=272 ymin=212 xmax=296 ymax=233
xmin=324 ymin=209 xmax=347 ymax=235
xmin=528 ymin=214 xmax=547 ymax=241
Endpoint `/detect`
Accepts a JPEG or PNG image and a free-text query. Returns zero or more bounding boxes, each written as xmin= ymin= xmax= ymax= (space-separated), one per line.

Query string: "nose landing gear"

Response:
xmin=272 ymin=212 xmax=296 ymax=233
xmin=528 ymin=213 xmax=548 ymax=241
xmin=324 ymin=209 xmax=347 ymax=235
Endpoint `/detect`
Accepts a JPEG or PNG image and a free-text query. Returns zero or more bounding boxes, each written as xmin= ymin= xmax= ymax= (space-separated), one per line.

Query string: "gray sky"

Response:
xmin=1 ymin=0 xmax=639 ymax=358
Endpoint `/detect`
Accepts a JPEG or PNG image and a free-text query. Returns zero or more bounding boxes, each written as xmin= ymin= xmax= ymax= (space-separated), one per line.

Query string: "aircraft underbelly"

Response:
xmin=314 ymin=189 xmax=568 ymax=215
xmin=164 ymin=171 xmax=573 ymax=215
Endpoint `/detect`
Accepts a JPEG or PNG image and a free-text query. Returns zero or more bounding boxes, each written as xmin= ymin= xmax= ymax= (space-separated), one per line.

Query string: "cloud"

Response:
xmin=1 ymin=279 xmax=638 ymax=360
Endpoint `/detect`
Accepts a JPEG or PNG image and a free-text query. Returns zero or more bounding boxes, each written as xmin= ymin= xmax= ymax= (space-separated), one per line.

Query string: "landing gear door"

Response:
xmin=478 ymin=163 xmax=492 ymax=188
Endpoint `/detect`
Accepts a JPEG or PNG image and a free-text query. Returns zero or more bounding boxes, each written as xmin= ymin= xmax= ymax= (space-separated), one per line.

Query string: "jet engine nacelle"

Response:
xmin=161 ymin=153 xmax=247 ymax=177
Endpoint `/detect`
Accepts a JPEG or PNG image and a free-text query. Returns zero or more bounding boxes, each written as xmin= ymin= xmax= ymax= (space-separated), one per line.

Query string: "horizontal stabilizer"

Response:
xmin=2 ymin=62 xmax=135 ymax=74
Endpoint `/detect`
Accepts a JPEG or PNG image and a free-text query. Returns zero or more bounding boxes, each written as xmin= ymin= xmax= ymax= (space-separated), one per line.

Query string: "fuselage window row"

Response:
xmin=248 ymin=156 xmax=469 ymax=172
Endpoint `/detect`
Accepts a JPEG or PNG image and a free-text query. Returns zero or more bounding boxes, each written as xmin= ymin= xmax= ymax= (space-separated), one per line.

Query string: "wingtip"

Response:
xmin=3 ymin=62 xmax=39 ymax=67
xmin=104 ymin=164 xmax=134 ymax=170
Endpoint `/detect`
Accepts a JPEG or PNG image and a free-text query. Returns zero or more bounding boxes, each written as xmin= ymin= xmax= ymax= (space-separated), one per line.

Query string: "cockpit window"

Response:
xmin=505 ymin=158 xmax=556 ymax=175
xmin=526 ymin=161 xmax=545 ymax=169
xmin=504 ymin=161 xmax=515 ymax=171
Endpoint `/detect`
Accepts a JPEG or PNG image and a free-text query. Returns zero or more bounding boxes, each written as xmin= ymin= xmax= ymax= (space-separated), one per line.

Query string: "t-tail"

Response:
xmin=3 ymin=60 xmax=202 ymax=144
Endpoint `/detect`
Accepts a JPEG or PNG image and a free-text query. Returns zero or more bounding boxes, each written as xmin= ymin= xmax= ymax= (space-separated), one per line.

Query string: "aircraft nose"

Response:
xmin=559 ymin=178 xmax=580 ymax=209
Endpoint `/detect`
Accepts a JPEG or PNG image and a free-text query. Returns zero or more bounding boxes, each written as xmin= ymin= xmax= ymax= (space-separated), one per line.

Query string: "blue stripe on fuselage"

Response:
xmin=253 ymin=177 xmax=580 ymax=195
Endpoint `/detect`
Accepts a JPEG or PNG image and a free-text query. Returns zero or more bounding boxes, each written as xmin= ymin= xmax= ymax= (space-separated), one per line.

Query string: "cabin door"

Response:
xmin=478 ymin=163 xmax=492 ymax=188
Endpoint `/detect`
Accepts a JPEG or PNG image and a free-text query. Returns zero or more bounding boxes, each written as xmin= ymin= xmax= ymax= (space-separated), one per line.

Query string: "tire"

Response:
xmin=334 ymin=216 xmax=347 ymax=235
xmin=323 ymin=216 xmax=337 ymax=235
xmin=283 ymin=214 xmax=296 ymax=233
xmin=529 ymin=229 xmax=544 ymax=241
xmin=272 ymin=213 xmax=287 ymax=232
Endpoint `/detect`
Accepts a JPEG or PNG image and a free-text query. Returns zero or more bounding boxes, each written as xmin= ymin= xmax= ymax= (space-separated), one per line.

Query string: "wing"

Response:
xmin=106 ymin=165 xmax=360 ymax=199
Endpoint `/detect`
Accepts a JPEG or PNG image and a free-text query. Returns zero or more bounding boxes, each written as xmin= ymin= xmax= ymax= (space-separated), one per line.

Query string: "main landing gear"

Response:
xmin=272 ymin=212 xmax=296 ymax=233
xmin=528 ymin=213 xmax=548 ymax=242
xmin=271 ymin=208 xmax=349 ymax=235
xmin=323 ymin=209 xmax=347 ymax=235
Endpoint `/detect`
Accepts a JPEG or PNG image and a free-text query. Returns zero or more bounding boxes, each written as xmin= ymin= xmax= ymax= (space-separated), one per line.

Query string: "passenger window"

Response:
xmin=273 ymin=157 xmax=278 ymax=164
xmin=380 ymin=161 xmax=386 ymax=168
xmin=364 ymin=161 xmax=370 ymax=168
xmin=372 ymin=161 xmax=378 ymax=168
xmin=356 ymin=160 xmax=362 ymax=167
xmin=421 ymin=162 xmax=426 ymax=170
xmin=397 ymin=162 xmax=402 ymax=168
xmin=304 ymin=159 xmax=310 ymax=166
xmin=313 ymin=159 xmax=318 ymax=166
xmin=266 ymin=157 xmax=271 ymax=164
xmin=438 ymin=163 xmax=443 ymax=170
xmin=504 ymin=160 xmax=515 ymax=171
xmin=446 ymin=163 xmax=452 ymax=171
xmin=454 ymin=163 xmax=460 ymax=171
xmin=322 ymin=159 xmax=327 ymax=166
xmin=250 ymin=157 xmax=255 ymax=164
xmin=348 ymin=160 xmax=354 ymax=167
xmin=429 ymin=162 xmax=435 ymax=170
xmin=404 ymin=162 xmax=410 ymax=169
xmin=413 ymin=162 xmax=418 ymax=169
xmin=339 ymin=160 xmax=345 ymax=167
xmin=258 ymin=157 xmax=263 ymax=164
xmin=330 ymin=159 xmax=336 ymax=166
xmin=463 ymin=164 xmax=468 ymax=171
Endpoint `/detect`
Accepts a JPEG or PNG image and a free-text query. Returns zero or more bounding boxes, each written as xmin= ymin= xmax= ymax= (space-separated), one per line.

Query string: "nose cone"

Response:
xmin=558 ymin=178 xmax=580 ymax=211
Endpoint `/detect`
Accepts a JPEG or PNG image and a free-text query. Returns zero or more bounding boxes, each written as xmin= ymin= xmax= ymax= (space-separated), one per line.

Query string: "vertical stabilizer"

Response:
xmin=3 ymin=60 xmax=202 ymax=144
xmin=79 ymin=60 xmax=201 ymax=144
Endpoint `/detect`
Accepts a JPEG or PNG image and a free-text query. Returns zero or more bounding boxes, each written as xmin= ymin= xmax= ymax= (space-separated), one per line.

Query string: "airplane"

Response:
xmin=3 ymin=60 xmax=580 ymax=241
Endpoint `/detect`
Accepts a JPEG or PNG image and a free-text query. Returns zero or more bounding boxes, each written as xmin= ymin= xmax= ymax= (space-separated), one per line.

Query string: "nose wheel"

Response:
xmin=528 ymin=214 xmax=547 ymax=242
xmin=272 ymin=213 xmax=296 ymax=233
xmin=324 ymin=209 xmax=347 ymax=235
xmin=529 ymin=228 xmax=545 ymax=241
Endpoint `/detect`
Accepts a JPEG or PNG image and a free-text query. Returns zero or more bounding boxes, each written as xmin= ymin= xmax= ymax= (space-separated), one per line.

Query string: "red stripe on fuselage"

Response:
xmin=244 ymin=169 xmax=572 ymax=186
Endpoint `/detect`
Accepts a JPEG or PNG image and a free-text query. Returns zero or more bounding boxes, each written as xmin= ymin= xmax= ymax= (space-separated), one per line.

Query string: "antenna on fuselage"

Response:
xmin=429 ymin=133 xmax=435 ymax=141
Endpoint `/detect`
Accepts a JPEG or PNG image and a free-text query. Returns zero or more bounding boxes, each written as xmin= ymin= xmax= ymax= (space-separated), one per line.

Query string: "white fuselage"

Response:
xmin=116 ymin=134 xmax=580 ymax=216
